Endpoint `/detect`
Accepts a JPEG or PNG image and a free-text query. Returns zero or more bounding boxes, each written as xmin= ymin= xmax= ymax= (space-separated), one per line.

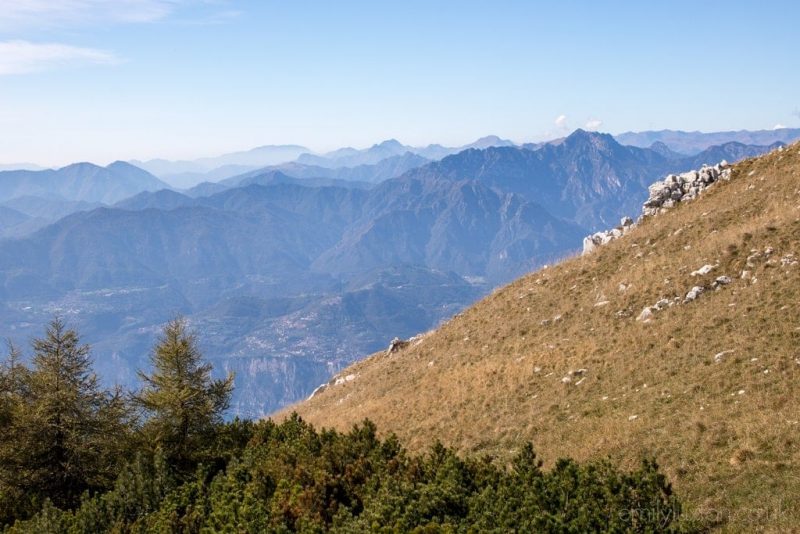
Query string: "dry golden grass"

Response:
xmin=278 ymin=144 xmax=800 ymax=532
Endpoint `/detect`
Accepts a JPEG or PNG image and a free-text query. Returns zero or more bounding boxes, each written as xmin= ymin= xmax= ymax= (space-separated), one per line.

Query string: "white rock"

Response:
xmin=307 ymin=383 xmax=327 ymax=400
xmin=636 ymin=307 xmax=654 ymax=322
xmin=684 ymin=286 xmax=705 ymax=303
xmin=714 ymin=349 xmax=735 ymax=363
xmin=691 ymin=264 xmax=716 ymax=276
xmin=714 ymin=275 xmax=732 ymax=286
xmin=600 ymin=232 xmax=615 ymax=245
xmin=654 ymin=298 xmax=670 ymax=310
xmin=628 ymin=415 xmax=638 ymax=421
xmin=582 ymin=236 xmax=598 ymax=255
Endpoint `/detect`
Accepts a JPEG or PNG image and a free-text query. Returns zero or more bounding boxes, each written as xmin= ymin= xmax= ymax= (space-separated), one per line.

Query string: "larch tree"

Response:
xmin=134 ymin=318 xmax=233 ymax=472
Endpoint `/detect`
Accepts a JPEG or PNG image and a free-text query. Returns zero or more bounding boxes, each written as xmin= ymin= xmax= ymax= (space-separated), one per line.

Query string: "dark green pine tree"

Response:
xmin=0 ymin=342 xmax=32 ymax=524
xmin=134 ymin=318 xmax=233 ymax=473
xmin=0 ymin=319 xmax=131 ymax=517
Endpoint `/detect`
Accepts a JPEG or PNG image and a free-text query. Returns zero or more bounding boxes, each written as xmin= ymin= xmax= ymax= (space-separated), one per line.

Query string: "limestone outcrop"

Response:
xmin=582 ymin=159 xmax=733 ymax=255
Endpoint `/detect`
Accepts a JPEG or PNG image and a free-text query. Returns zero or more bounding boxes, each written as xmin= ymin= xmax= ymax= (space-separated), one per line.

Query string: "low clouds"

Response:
xmin=0 ymin=40 xmax=118 ymax=75
xmin=773 ymin=123 xmax=787 ymax=130
xmin=553 ymin=114 xmax=604 ymax=133
xmin=584 ymin=119 xmax=603 ymax=131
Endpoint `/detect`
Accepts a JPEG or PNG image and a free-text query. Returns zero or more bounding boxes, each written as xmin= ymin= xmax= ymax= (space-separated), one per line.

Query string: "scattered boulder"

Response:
xmin=562 ymin=369 xmax=588 ymax=384
xmin=683 ymin=286 xmax=705 ymax=303
xmin=386 ymin=337 xmax=410 ymax=355
xmin=714 ymin=349 xmax=735 ymax=363
xmin=691 ymin=264 xmax=717 ymax=276
xmin=334 ymin=374 xmax=357 ymax=386
xmin=581 ymin=218 xmax=636 ymax=254
xmin=712 ymin=275 xmax=732 ymax=289
xmin=308 ymin=372 xmax=359 ymax=399
xmin=637 ymin=307 xmax=654 ymax=322
xmin=636 ymin=298 xmax=673 ymax=322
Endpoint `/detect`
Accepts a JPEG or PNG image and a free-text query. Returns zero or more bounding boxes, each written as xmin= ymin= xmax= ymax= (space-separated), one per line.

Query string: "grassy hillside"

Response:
xmin=283 ymin=143 xmax=800 ymax=531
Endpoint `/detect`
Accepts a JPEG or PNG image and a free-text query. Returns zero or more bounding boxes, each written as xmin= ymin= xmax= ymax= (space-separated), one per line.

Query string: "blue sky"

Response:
xmin=1 ymin=0 xmax=798 ymax=166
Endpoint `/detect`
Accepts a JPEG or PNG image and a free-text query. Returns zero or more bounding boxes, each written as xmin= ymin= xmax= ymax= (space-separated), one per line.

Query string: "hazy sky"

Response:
xmin=1 ymin=0 xmax=798 ymax=166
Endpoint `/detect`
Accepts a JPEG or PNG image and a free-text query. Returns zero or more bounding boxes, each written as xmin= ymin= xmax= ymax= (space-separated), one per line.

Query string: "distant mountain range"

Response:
xmin=131 ymin=145 xmax=311 ymax=188
xmin=0 ymin=161 xmax=168 ymax=204
xmin=128 ymin=136 xmax=517 ymax=188
xmin=615 ymin=127 xmax=800 ymax=154
xmin=0 ymin=129 xmax=788 ymax=416
xmin=0 ymin=163 xmax=45 ymax=172
xmin=223 ymin=152 xmax=431 ymax=187
xmin=0 ymin=162 xmax=168 ymax=238
xmin=295 ymin=136 xmax=516 ymax=169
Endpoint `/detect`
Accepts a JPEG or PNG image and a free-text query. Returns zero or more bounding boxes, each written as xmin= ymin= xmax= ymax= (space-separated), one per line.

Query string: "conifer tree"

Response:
xmin=0 ymin=342 xmax=31 ymax=524
xmin=0 ymin=320 xmax=131 ymax=518
xmin=134 ymin=318 xmax=233 ymax=472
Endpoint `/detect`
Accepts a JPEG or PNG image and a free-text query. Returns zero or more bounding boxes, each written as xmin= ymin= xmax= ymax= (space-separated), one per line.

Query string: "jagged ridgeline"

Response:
xmin=286 ymin=143 xmax=800 ymax=531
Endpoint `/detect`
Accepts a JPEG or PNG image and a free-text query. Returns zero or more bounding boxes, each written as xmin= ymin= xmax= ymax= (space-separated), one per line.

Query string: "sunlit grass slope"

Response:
xmin=282 ymin=143 xmax=800 ymax=531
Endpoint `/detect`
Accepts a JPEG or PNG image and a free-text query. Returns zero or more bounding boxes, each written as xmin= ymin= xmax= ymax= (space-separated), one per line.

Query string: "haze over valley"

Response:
xmin=1 ymin=1 xmax=799 ymax=530
xmin=1 ymin=128 xmax=798 ymax=415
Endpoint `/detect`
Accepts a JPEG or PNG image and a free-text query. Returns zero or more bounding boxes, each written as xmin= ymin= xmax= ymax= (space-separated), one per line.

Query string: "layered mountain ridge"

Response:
xmin=0 ymin=130 xmax=789 ymax=419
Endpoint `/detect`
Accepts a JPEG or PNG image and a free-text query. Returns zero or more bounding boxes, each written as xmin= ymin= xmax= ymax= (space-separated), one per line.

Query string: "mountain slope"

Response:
xmin=313 ymin=177 xmax=585 ymax=283
xmin=285 ymin=143 xmax=800 ymax=530
xmin=399 ymin=130 xmax=673 ymax=230
xmin=0 ymin=206 xmax=32 ymax=238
